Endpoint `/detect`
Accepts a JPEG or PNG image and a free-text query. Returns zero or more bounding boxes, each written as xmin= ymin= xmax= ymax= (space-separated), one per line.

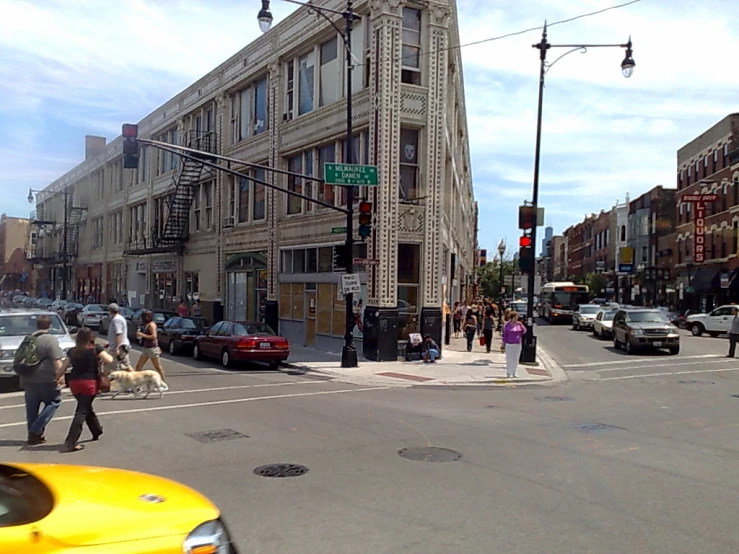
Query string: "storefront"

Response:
xmin=225 ymin=252 xmax=268 ymax=323
xmin=124 ymin=259 xmax=148 ymax=309
xmin=151 ymin=258 xmax=178 ymax=312
xmin=106 ymin=262 xmax=125 ymax=304
xmin=76 ymin=264 xmax=102 ymax=303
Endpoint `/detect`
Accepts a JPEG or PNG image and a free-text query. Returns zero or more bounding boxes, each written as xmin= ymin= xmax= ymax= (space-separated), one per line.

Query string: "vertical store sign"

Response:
xmin=682 ymin=193 xmax=717 ymax=264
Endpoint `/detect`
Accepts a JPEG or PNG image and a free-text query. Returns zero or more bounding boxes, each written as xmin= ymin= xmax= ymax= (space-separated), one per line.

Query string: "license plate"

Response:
xmin=653 ymin=341 xmax=662 ymax=347
xmin=259 ymin=342 xmax=271 ymax=349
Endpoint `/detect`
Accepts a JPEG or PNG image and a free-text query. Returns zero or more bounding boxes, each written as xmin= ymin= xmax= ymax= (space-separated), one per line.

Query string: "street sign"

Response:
xmin=324 ymin=163 xmax=379 ymax=186
xmin=618 ymin=263 xmax=634 ymax=273
xmin=331 ymin=226 xmax=347 ymax=234
xmin=353 ymin=258 xmax=379 ymax=265
xmin=341 ymin=273 xmax=361 ymax=294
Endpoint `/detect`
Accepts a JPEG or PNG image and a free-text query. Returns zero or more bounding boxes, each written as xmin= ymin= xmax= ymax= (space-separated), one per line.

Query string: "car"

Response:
xmin=592 ymin=308 xmax=617 ymax=338
xmin=0 ymin=462 xmax=239 ymax=553
xmin=685 ymin=304 xmax=736 ymax=337
xmin=128 ymin=309 xmax=177 ymax=345
xmin=193 ymin=320 xmax=290 ymax=369
xmin=0 ymin=309 xmax=77 ymax=380
xmin=77 ymin=304 xmax=108 ymax=328
xmin=612 ymin=308 xmax=680 ymax=355
xmin=36 ymin=298 xmax=54 ymax=309
xmin=99 ymin=306 xmax=134 ymax=334
xmin=158 ymin=316 xmax=209 ymax=355
xmin=572 ymin=304 xmax=601 ymax=330
xmin=510 ymin=301 xmax=538 ymax=318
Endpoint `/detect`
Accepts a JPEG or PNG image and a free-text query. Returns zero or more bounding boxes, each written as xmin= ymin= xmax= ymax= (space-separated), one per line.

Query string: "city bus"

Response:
xmin=539 ymin=281 xmax=590 ymax=322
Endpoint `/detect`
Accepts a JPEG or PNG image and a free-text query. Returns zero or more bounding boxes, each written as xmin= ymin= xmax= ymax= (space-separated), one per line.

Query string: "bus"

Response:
xmin=539 ymin=281 xmax=590 ymax=322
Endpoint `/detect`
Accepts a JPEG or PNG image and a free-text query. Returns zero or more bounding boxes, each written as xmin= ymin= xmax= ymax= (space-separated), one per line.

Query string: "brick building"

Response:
xmin=0 ymin=215 xmax=32 ymax=292
xmin=563 ymin=214 xmax=595 ymax=281
xmin=675 ymin=113 xmax=739 ymax=311
xmin=593 ymin=209 xmax=612 ymax=274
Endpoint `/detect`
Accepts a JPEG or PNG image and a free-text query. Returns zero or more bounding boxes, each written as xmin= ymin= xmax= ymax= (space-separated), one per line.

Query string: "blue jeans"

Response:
xmin=426 ymin=348 xmax=440 ymax=362
xmin=25 ymin=382 xmax=62 ymax=436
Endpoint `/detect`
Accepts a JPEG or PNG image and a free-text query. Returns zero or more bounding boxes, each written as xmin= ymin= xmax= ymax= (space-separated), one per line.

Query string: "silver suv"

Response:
xmin=0 ymin=310 xmax=77 ymax=379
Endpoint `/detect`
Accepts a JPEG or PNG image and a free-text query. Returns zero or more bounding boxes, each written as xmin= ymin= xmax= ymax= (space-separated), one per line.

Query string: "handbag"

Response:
xmin=479 ymin=335 xmax=486 ymax=346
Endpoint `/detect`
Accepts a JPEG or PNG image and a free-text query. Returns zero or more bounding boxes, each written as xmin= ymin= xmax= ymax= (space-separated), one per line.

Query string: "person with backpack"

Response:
xmin=15 ymin=315 xmax=65 ymax=445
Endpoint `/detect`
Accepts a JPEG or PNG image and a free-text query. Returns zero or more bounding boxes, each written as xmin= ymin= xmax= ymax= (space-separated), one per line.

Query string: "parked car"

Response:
xmin=50 ymin=299 xmax=67 ymax=313
xmin=61 ymin=302 xmax=84 ymax=326
xmin=127 ymin=309 xmax=177 ymax=345
xmin=572 ymin=304 xmax=601 ymax=331
xmin=612 ymin=308 xmax=680 ymax=355
xmin=36 ymin=298 xmax=54 ymax=309
xmin=77 ymin=304 xmax=108 ymax=328
xmin=0 ymin=309 xmax=77 ymax=380
xmin=99 ymin=306 xmax=134 ymax=334
xmin=592 ymin=308 xmax=617 ymax=338
xmin=193 ymin=320 xmax=289 ymax=369
xmin=0 ymin=462 xmax=239 ymax=553
xmin=685 ymin=304 xmax=735 ymax=337
xmin=158 ymin=316 xmax=209 ymax=355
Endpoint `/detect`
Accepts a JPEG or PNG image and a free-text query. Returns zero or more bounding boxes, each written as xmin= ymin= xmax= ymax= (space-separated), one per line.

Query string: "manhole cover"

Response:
xmin=254 ymin=463 xmax=309 ymax=478
xmin=573 ymin=423 xmax=626 ymax=432
xmin=186 ymin=428 xmax=249 ymax=443
xmin=535 ymin=396 xmax=574 ymax=402
xmin=398 ymin=447 xmax=462 ymax=462
xmin=678 ymin=380 xmax=715 ymax=385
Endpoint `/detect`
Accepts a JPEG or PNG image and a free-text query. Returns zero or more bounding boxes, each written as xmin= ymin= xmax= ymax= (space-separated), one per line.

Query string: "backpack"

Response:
xmin=13 ymin=333 xmax=43 ymax=377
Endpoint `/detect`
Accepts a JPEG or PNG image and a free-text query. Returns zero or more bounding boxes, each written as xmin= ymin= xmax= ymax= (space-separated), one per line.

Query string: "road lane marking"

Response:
xmin=562 ymin=354 xmax=719 ymax=368
xmin=0 ymin=381 xmax=324 ymax=412
xmin=568 ymin=358 xmax=739 ymax=373
xmin=0 ymin=386 xmax=392 ymax=429
xmin=599 ymin=367 xmax=739 ymax=381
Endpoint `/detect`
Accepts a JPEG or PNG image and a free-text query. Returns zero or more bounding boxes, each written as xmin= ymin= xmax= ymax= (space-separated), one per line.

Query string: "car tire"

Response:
xmin=221 ymin=349 xmax=231 ymax=368
xmin=268 ymin=361 xmax=281 ymax=370
xmin=193 ymin=343 xmax=202 ymax=360
xmin=691 ymin=323 xmax=704 ymax=337
xmin=625 ymin=340 xmax=633 ymax=355
xmin=168 ymin=340 xmax=177 ymax=356
xmin=669 ymin=346 xmax=680 ymax=355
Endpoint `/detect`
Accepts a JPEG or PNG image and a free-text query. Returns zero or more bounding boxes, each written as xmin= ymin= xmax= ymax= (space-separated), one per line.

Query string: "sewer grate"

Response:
xmin=679 ymin=380 xmax=715 ymax=385
xmin=254 ymin=463 xmax=309 ymax=478
xmin=573 ymin=423 xmax=626 ymax=432
xmin=535 ymin=396 xmax=574 ymax=402
xmin=186 ymin=428 xmax=249 ymax=443
xmin=398 ymin=447 xmax=462 ymax=462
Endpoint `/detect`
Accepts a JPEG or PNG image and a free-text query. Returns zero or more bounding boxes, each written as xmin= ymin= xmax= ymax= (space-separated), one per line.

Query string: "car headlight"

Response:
xmin=630 ymin=329 xmax=643 ymax=336
xmin=183 ymin=519 xmax=233 ymax=554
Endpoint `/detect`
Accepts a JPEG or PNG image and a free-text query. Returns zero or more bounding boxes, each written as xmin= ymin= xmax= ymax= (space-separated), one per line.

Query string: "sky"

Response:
xmin=1 ymin=0 xmax=737 ymax=257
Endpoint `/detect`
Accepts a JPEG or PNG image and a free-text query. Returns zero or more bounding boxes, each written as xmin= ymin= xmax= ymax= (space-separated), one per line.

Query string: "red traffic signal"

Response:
xmin=519 ymin=235 xmax=532 ymax=248
xmin=359 ymin=201 xmax=372 ymax=214
xmin=358 ymin=201 xmax=372 ymax=238
xmin=122 ymin=124 xmax=138 ymax=138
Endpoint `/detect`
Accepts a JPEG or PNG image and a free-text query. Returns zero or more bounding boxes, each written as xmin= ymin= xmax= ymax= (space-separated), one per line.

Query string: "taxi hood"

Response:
xmin=13 ymin=463 xmax=220 ymax=547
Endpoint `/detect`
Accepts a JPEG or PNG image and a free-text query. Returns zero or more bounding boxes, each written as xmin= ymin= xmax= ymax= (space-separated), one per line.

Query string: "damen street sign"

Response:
xmin=325 ymin=163 xmax=379 ymax=186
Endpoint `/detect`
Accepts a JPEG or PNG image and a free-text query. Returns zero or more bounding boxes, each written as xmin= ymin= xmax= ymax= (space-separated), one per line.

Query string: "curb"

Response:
xmin=536 ymin=345 xmax=570 ymax=383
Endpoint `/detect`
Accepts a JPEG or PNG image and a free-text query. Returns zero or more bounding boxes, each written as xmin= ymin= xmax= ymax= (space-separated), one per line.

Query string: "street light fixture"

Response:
xmin=521 ymin=24 xmax=635 ymax=363
xmin=257 ymin=0 xmax=360 ymax=368
xmin=497 ymin=239 xmax=506 ymax=331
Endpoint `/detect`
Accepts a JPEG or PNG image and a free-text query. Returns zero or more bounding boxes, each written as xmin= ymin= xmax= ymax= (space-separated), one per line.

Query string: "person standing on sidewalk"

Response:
xmin=463 ymin=311 xmax=477 ymax=352
xmin=20 ymin=315 xmax=65 ymax=445
xmin=502 ymin=311 xmax=527 ymax=378
xmin=728 ymin=307 xmax=739 ymax=358
xmin=482 ymin=306 xmax=495 ymax=354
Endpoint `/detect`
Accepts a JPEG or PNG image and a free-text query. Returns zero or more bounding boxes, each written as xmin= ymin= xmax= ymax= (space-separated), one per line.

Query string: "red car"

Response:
xmin=192 ymin=320 xmax=289 ymax=369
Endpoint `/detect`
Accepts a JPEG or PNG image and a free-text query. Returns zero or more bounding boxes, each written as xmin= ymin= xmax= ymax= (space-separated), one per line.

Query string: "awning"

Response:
xmin=687 ymin=269 xmax=718 ymax=294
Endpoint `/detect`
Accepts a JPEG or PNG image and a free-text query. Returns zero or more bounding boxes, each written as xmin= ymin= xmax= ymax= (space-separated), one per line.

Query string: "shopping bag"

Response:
xmin=479 ymin=335 xmax=486 ymax=346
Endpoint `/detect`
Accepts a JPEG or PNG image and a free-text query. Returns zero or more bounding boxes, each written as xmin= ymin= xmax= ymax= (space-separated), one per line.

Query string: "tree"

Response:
xmin=585 ymin=272 xmax=608 ymax=297
xmin=478 ymin=260 xmax=518 ymax=299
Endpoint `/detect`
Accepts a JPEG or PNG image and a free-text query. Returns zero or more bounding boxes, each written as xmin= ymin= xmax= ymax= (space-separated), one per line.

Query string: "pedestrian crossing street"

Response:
xmin=561 ymin=354 xmax=739 ymax=381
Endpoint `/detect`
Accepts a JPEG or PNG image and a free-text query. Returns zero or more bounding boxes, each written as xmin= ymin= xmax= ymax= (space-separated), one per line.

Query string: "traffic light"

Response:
xmin=518 ymin=234 xmax=534 ymax=274
xmin=358 ymin=201 xmax=372 ymax=239
xmin=479 ymin=249 xmax=487 ymax=267
xmin=122 ymin=124 xmax=139 ymax=169
xmin=518 ymin=205 xmax=536 ymax=230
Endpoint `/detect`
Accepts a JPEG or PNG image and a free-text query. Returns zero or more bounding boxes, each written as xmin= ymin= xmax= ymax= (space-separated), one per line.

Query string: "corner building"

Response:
xmin=30 ymin=0 xmax=476 ymax=361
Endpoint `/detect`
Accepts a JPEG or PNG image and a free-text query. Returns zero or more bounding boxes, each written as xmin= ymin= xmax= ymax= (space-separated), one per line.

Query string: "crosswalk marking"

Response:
xmin=599 ymin=367 xmax=739 ymax=381
xmin=568 ymin=358 xmax=738 ymax=373
xmin=562 ymin=354 xmax=719 ymax=369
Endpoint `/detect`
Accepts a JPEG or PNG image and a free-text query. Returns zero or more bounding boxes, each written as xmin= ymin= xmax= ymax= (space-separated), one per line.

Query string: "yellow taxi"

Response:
xmin=0 ymin=462 xmax=238 ymax=553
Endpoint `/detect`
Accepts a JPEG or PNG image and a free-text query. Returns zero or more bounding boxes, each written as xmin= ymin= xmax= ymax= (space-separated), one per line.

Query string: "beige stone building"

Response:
xmin=30 ymin=0 xmax=476 ymax=360
xmin=0 ymin=215 xmax=32 ymax=292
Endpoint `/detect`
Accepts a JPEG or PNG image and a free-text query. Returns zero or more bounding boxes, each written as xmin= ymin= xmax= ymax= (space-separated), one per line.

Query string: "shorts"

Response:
xmin=142 ymin=347 xmax=162 ymax=358
xmin=453 ymin=319 xmax=461 ymax=332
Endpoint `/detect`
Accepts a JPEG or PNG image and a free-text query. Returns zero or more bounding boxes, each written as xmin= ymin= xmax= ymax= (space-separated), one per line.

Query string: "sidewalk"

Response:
xmin=285 ymin=333 xmax=567 ymax=387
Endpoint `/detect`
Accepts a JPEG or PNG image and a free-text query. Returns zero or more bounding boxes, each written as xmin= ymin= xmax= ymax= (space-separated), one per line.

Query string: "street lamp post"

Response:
xmin=497 ymin=239 xmax=506 ymax=331
xmin=521 ymin=23 xmax=635 ymax=363
xmin=28 ymin=187 xmax=69 ymax=301
xmin=258 ymin=0 xmax=360 ymax=368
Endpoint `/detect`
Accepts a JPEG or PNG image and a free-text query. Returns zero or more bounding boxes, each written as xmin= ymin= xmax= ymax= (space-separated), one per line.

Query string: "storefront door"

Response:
xmin=305 ymin=289 xmax=316 ymax=346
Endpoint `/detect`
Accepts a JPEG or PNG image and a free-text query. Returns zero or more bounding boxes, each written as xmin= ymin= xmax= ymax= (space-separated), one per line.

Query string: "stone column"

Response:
xmin=265 ymin=59 xmax=281 ymax=333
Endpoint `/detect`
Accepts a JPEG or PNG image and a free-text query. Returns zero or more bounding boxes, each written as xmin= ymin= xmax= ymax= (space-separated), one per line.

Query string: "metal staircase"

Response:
xmin=64 ymin=203 xmax=85 ymax=258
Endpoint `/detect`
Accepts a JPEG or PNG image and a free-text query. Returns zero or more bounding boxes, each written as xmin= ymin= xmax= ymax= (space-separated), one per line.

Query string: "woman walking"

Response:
xmin=502 ymin=311 xmax=527 ymax=378
xmin=135 ymin=311 xmax=166 ymax=381
xmin=482 ymin=306 xmax=495 ymax=354
xmin=60 ymin=327 xmax=112 ymax=452
xmin=452 ymin=302 xmax=463 ymax=339
xmin=463 ymin=310 xmax=477 ymax=352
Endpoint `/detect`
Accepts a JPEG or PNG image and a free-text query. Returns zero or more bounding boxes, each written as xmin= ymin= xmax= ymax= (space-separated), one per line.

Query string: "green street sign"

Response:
xmin=331 ymin=226 xmax=347 ymax=234
xmin=324 ymin=163 xmax=379 ymax=186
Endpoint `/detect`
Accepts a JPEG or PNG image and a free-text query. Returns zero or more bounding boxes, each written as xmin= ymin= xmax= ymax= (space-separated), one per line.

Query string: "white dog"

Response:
xmin=109 ymin=370 xmax=168 ymax=399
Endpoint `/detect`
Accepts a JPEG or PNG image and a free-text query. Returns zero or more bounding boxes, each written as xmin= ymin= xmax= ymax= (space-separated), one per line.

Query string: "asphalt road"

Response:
xmin=2 ymin=345 xmax=739 ymax=553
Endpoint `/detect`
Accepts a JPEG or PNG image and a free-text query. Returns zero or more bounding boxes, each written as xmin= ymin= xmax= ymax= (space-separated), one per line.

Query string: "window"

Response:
xmin=298 ymin=52 xmax=315 ymax=115
xmin=397 ymin=243 xmax=421 ymax=340
xmin=238 ymin=176 xmax=250 ymax=223
xmin=285 ymin=60 xmax=294 ymax=117
xmin=724 ymin=144 xmax=729 ymax=168
xmin=287 ymin=155 xmax=303 ymax=214
xmin=238 ymin=87 xmax=252 ymax=141
xmin=234 ymin=77 xmax=269 ymax=142
xmin=253 ymin=167 xmax=266 ymax=220
xmin=254 ymin=77 xmax=268 ymax=135
xmin=401 ymin=8 xmax=422 ymax=85
xmin=641 ymin=246 xmax=647 ymax=262
xmin=92 ymin=217 xmax=104 ymax=248
xmin=203 ymin=181 xmax=213 ymax=229
xmin=320 ymin=38 xmax=339 ymax=106
xmin=399 ymin=128 xmax=420 ymax=200
xmin=129 ymin=202 xmax=147 ymax=244
xmin=192 ymin=187 xmax=201 ymax=232
xmin=318 ymin=144 xmax=336 ymax=206
xmin=109 ymin=210 xmax=123 ymax=245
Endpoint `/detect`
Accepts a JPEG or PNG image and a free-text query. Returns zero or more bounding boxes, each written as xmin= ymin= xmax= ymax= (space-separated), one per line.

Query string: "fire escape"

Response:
xmin=125 ymin=130 xmax=216 ymax=256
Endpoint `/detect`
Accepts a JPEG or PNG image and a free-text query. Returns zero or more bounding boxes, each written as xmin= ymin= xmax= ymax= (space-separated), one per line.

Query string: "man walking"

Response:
xmin=728 ymin=307 xmax=739 ymax=358
xmin=106 ymin=303 xmax=132 ymax=370
xmin=21 ymin=315 xmax=65 ymax=445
